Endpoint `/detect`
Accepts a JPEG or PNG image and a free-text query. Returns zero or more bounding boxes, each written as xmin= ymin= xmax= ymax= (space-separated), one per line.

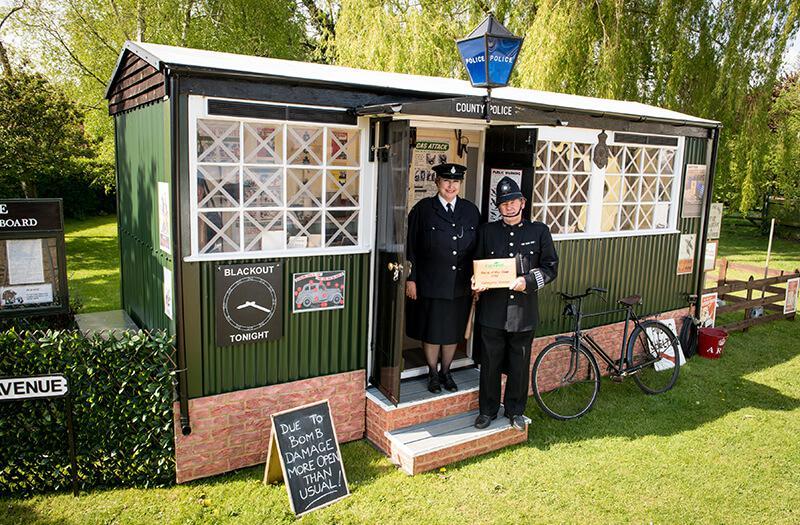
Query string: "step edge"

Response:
xmin=366 ymin=386 xmax=479 ymax=412
xmin=388 ymin=423 xmax=527 ymax=458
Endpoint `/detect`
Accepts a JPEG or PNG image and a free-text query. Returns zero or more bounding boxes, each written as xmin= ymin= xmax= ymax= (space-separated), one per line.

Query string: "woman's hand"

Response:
xmin=471 ymin=275 xmax=487 ymax=293
xmin=406 ymin=281 xmax=417 ymax=300
xmin=509 ymin=276 xmax=526 ymax=292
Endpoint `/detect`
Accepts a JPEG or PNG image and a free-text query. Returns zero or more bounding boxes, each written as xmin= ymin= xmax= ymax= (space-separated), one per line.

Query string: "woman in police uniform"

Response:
xmin=406 ymin=163 xmax=481 ymax=393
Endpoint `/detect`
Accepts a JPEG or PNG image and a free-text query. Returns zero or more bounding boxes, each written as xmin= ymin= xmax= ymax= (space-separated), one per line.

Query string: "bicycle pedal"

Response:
xmin=609 ymin=374 xmax=624 ymax=383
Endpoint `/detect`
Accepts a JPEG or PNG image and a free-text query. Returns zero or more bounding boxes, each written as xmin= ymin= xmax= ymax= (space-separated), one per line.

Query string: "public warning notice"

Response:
xmin=264 ymin=400 xmax=349 ymax=516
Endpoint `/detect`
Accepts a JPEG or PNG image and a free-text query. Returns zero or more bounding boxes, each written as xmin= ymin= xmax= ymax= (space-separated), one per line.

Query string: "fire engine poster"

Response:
xmin=408 ymin=138 xmax=453 ymax=207
xmin=292 ymin=271 xmax=346 ymax=313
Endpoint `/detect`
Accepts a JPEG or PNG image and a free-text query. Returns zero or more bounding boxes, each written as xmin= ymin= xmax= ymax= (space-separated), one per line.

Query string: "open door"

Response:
xmin=370 ymin=119 xmax=411 ymax=404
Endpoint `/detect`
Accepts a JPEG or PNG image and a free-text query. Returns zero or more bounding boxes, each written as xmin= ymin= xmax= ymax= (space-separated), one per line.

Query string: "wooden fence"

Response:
xmin=703 ymin=258 xmax=799 ymax=333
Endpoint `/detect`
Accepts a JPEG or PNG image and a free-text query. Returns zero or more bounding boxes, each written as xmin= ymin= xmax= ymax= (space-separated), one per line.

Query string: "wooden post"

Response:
xmin=743 ymin=275 xmax=754 ymax=332
xmin=717 ymin=258 xmax=728 ymax=300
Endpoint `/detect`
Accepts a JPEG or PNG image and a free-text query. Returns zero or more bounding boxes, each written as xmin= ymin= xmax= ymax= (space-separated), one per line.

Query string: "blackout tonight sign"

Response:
xmin=215 ymin=262 xmax=283 ymax=347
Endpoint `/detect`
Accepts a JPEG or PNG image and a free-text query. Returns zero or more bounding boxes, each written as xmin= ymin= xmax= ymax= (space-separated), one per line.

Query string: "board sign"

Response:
xmin=0 ymin=374 xmax=69 ymax=401
xmin=292 ymin=271 xmax=346 ymax=313
xmin=785 ymin=278 xmax=799 ymax=315
xmin=704 ymin=240 xmax=718 ymax=272
xmin=707 ymin=203 xmax=723 ymax=239
xmin=264 ymin=400 xmax=350 ymax=516
xmin=215 ymin=262 xmax=282 ymax=346
xmin=676 ymin=234 xmax=696 ymax=275
xmin=682 ymin=164 xmax=706 ymax=218
xmin=700 ymin=292 xmax=718 ymax=328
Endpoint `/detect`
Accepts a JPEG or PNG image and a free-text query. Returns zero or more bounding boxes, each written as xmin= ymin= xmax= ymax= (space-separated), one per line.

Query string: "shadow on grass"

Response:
xmin=1 ymin=501 xmax=74 ymax=525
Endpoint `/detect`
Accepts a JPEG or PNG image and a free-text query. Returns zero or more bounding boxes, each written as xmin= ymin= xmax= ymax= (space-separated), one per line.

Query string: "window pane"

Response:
xmin=567 ymin=205 xmax=587 ymax=233
xmin=641 ymin=176 xmax=657 ymax=202
xmin=548 ymin=174 xmax=569 ymax=202
xmin=197 ymin=166 xmax=239 ymax=208
xmin=533 ymin=174 xmax=547 ymax=202
xmin=550 ymin=142 xmax=569 ymax=172
xmin=243 ymin=123 xmax=283 ymax=164
xmin=659 ymin=149 xmax=675 ymax=175
xmin=624 ymin=147 xmax=642 ymax=174
xmin=287 ymin=210 xmax=322 ymax=248
xmin=571 ymin=174 xmax=589 ymax=202
xmin=286 ymin=168 xmax=323 ymax=208
xmin=571 ymin=143 xmax=592 ymax=172
xmin=601 ymin=205 xmax=618 ymax=232
xmin=619 ymin=205 xmax=636 ymax=230
xmin=638 ymin=204 xmax=653 ymax=229
xmin=243 ymin=166 xmax=282 ymax=207
xmin=654 ymin=203 xmax=670 ymax=229
xmin=326 ymin=210 xmax=359 ymax=247
xmin=327 ymin=129 xmax=360 ymax=167
xmin=606 ymin=146 xmax=623 ymax=174
xmin=243 ymin=210 xmax=283 ymax=251
xmin=531 ymin=205 xmax=546 ymax=222
xmin=535 ymin=141 xmax=548 ymax=170
xmin=327 ymin=170 xmax=360 ymax=207
xmin=623 ymin=176 xmax=639 ymax=202
xmin=287 ymin=126 xmax=323 ymax=165
xmin=546 ymin=205 xmax=566 ymax=234
xmin=197 ymin=120 xmax=239 ymax=163
xmin=642 ymin=148 xmax=659 ymax=174
xmin=198 ymin=211 xmax=240 ymax=253
xmin=658 ymin=176 xmax=673 ymax=202
xmin=604 ymin=174 xmax=622 ymax=202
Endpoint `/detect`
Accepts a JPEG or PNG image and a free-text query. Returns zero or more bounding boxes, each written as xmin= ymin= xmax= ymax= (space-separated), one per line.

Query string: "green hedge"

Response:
xmin=0 ymin=329 xmax=176 ymax=496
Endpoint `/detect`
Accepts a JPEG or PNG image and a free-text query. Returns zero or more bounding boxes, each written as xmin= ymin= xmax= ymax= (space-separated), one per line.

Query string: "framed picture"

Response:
xmin=704 ymin=240 xmax=718 ymax=273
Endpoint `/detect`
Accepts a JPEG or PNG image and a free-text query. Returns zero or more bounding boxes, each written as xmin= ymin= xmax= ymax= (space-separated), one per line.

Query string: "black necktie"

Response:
xmin=446 ymin=203 xmax=453 ymax=216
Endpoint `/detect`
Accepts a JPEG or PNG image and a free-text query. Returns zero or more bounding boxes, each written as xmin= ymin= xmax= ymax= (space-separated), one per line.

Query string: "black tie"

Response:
xmin=446 ymin=203 xmax=453 ymax=216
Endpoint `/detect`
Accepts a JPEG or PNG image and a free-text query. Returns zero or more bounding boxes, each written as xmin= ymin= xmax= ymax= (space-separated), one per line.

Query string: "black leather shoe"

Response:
xmin=427 ymin=372 xmax=442 ymax=393
xmin=439 ymin=371 xmax=458 ymax=392
xmin=509 ymin=415 xmax=527 ymax=432
xmin=474 ymin=413 xmax=497 ymax=429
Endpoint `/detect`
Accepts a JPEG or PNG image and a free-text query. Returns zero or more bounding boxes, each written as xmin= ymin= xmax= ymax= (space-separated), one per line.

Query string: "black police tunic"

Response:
xmin=474 ymin=219 xmax=559 ymax=333
xmin=406 ymin=196 xmax=481 ymax=344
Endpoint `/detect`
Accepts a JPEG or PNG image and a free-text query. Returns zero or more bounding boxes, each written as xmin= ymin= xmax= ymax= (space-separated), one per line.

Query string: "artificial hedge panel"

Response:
xmin=0 ymin=329 xmax=176 ymax=496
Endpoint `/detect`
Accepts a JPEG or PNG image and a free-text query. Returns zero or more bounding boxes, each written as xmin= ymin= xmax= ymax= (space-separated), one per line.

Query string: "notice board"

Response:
xmin=264 ymin=400 xmax=349 ymax=516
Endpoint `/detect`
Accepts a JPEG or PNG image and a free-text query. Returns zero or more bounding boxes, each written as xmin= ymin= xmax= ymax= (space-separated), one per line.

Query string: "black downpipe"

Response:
xmin=169 ymin=72 xmax=191 ymax=436
xmin=694 ymin=127 xmax=721 ymax=318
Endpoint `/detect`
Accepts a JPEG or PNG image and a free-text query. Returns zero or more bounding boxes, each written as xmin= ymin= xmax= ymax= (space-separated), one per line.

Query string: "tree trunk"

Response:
xmin=0 ymin=39 xmax=12 ymax=77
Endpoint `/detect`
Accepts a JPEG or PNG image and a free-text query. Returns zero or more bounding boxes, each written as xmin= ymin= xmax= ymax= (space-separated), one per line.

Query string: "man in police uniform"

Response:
xmin=472 ymin=177 xmax=558 ymax=430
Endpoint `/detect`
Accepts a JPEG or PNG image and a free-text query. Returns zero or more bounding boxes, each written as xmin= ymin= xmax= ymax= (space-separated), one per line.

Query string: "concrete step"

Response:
xmin=365 ymin=368 xmax=480 ymax=453
xmin=385 ymin=407 xmax=530 ymax=475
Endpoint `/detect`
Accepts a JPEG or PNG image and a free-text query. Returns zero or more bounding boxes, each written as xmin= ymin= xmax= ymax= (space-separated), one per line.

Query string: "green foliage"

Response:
xmin=0 ymin=329 xmax=176 ymax=496
xmin=767 ymin=73 xmax=800 ymax=215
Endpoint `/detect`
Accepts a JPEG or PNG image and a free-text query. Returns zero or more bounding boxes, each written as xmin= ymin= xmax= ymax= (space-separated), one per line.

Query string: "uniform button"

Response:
xmin=510 ymin=232 xmax=514 ymax=236
xmin=509 ymin=242 xmax=514 ymax=246
xmin=452 ymin=236 xmax=457 ymax=240
xmin=452 ymin=223 xmax=456 ymax=227
xmin=510 ymin=294 xmax=515 ymax=299
xmin=509 ymin=253 xmax=515 ymax=257
xmin=451 ymin=265 xmax=456 ymax=270
xmin=452 ymin=251 xmax=457 ymax=255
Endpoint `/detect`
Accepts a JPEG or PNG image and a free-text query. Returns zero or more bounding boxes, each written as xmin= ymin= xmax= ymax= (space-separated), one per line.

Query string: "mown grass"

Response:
xmin=64 ymin=215 xmax=120 ymax=313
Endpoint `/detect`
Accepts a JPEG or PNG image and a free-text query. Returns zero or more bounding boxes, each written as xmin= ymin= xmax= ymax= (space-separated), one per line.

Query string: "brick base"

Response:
xmin=173 ymin=370 xmax=365 ymax=483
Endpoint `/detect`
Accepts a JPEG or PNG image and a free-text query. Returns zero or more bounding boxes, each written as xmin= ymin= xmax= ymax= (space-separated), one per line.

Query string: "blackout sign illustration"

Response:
xmin=215 ymin=262 xmax=283 ymax=346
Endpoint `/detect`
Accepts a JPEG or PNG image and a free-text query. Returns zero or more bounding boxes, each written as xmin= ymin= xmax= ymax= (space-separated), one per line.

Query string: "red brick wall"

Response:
xmin=173 ymin=370 xmax=365 ymax=483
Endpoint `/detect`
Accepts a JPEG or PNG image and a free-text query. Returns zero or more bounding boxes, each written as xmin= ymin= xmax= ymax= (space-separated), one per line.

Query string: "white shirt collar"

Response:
xmin=438 ymin=194 xmax=457 ymax=210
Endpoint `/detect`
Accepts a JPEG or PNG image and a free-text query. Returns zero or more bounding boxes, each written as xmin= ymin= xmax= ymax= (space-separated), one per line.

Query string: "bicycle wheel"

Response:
xmin=532 ymin=341 xmax=600 ymax=420
xmin=628 ymin=320 xmax=681 ymax=394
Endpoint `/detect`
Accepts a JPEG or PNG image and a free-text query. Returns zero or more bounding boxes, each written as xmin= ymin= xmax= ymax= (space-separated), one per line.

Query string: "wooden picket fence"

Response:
xmin=703 ymin=258 xmax=799 ymax=333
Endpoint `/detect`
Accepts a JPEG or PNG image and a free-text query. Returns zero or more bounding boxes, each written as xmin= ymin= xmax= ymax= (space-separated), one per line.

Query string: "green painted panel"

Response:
xmin=114 ymin=101 xmax=174 ymax=333
xmin=183 ymin=253 xmax=369 ymax=397
xmin=536 ymin=136 xmax=709 ymax=336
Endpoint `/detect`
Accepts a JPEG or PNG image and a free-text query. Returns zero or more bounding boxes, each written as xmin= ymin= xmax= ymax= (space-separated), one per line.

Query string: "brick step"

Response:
xmin=385 ymin=407 xmax=529 ymax=475
xmin=366 ymin=368 xmax=480 ymax=453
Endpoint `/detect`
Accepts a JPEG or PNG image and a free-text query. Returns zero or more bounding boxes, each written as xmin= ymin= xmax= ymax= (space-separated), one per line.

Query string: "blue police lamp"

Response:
xmin=456 ymin=13 xmax=523 ymax=91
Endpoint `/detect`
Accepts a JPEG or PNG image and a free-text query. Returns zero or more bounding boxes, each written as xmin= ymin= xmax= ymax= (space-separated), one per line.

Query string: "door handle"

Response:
xmin=387 ymin=262 xmax=404 ymax=282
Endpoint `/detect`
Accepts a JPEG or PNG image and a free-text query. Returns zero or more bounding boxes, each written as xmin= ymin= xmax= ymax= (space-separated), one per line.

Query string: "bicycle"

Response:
xmin=531 ymin=286 xmax=682 ymax=420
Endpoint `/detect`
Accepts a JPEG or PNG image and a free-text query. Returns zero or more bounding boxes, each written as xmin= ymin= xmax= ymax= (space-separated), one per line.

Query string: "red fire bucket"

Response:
xmin=698 ymin=328 xmax=728 ymax=359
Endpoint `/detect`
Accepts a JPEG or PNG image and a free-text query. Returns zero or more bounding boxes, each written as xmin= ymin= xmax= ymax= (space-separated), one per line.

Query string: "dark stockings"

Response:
xmin=423 ymin=342 xmax=458 ymax=375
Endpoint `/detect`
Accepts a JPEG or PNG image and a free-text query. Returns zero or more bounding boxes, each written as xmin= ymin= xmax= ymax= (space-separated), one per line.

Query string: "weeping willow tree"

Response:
xmin=333 ymin=0 xmax=800 ymax=213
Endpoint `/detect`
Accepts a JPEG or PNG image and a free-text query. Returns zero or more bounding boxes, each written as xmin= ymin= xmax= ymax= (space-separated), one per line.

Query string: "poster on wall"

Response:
xmin=699 ymin=292 xmax=718 ymax=328
xmin=785 ymin=278 xmax=799 ymax=315
xmin=158 ymin=182 xmax=171 ymax=254
xmin=682 ymin=164 xmax=706 ymax=218
xmin=1 ymin=283 xmax=53 ymax=306
xmin=704 ymin=240 xmax=718 ymax=272
xmin=215 ymin=262 xmax=283 ymax=346
xmin=488 ymin=168 xmax=523 ymax=222
xmin=163 ymin=266 xmax=173 ymax=320
xmin=649 ymin=317 xmax=686 ymax=371
xmin=677 ymin=234 xmax=696 ymax=275
xmin=409 ymin=138 xmax=453 ymax=207
xmin=707 ymin=202 xmax=723 ymax=239
xmin=292 ymin=271 xmax=346 ymax=313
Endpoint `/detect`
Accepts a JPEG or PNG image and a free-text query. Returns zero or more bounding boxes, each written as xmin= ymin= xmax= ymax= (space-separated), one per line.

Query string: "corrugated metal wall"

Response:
xmin=536 ymin=136 xmax=707 ymax=335
xmin=115 ymin=101 xmax=175 ymax=333
xmin=182 ymin=253 xmax=369 ymax=397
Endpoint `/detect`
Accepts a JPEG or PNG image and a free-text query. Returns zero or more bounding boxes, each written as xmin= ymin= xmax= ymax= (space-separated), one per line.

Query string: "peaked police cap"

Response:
xmin=432 ymin=163 xmax=467 ymax=180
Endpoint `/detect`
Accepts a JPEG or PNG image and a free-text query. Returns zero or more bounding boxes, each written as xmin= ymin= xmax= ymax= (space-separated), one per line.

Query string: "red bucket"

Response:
xmin=698 ymin=328 xmax=728 ymax=359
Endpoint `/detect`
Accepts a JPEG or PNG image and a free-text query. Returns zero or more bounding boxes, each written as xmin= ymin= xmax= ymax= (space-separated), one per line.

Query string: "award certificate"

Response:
xmin=473 ymin=258 xmax=517 ymax=289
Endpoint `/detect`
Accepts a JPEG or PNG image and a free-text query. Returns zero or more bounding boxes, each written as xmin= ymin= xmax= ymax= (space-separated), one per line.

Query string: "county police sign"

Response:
xmin=0 ymin=374 xmax=69 ymax=401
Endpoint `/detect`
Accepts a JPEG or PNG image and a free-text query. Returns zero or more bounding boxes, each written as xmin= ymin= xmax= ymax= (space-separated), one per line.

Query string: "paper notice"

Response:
xmin=7 ymin=239 xmax=45 ymax=284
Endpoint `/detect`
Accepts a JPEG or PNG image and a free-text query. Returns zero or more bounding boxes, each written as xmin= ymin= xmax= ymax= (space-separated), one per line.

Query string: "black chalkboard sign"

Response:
xmin=264 ymin=400 xmax=350 ymax=516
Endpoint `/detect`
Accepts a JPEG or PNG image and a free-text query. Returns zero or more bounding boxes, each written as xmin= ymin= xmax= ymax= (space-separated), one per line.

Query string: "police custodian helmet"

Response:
xmin=495 ymin=176 xmax=524 ymax=205
xmin=432 ymin=163 xmax=467 ymax=180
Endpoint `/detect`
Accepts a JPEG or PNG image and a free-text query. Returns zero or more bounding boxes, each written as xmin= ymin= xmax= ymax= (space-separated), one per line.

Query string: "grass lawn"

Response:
xmin=3 ymin=216 xmax=798 ymax=524
xmin=64 ymin=215 xmax=120 ymax=313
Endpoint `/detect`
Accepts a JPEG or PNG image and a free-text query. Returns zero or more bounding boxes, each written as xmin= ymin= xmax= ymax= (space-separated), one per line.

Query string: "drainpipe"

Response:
xmin=169 ymin=71 xmax=191 ymax=436
xmin=694 ymin=126 xmax=720 ymax=318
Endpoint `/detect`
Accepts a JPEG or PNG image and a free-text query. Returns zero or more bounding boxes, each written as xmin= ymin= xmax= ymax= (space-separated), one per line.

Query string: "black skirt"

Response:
xmin=406 ymin=294 xmax=472 ymax=345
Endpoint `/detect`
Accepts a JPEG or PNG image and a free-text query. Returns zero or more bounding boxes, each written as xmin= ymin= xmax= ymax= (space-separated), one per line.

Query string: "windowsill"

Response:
xmin=552 ymin=228 xmax=681 ymax=242
xmin=184 ymin=245 xmax=370 ymax=262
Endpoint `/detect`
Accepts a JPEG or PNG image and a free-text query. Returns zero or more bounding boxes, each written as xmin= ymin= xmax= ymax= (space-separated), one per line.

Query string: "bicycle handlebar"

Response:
xmin=559 ymin=286 xmax=608 ymax=301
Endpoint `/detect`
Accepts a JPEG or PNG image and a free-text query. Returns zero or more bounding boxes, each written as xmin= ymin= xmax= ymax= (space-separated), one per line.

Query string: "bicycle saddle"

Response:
xmin=618 ymin=294 xmax=642 ymax=306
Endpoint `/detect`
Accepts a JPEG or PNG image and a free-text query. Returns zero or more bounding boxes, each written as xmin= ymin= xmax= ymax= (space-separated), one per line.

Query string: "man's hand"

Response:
xmin=406 ymin=281 xmax=417 ymax=300
xmin=471 ymin=275 xmax=488 ymax=293
xmin=509 ymin=276 xmax=526 ymax=292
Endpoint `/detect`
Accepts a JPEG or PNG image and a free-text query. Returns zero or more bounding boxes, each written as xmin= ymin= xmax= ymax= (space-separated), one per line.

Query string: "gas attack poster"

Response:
xmin=408 ymin=138 xmax=453 ymax=208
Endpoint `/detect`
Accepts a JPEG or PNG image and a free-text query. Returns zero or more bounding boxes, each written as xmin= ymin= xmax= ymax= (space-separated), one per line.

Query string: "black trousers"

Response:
xmin=479 ymin=326 xmax=534 ymax=418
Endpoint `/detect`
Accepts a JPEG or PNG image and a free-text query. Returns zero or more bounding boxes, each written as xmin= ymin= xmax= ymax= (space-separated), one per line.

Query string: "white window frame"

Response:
xmin=186 ymin=95 xmax=374 ymax=261
xmin=534 ymin=127 xmax=685 ymax=241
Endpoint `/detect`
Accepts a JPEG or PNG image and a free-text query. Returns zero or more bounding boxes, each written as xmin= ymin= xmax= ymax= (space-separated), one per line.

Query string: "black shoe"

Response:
xmin=509 ymin=414 xmax=527 ymax=432
xmin=474 ymin=413 xmax=497 ymax=429
xmin=427 ymin=372 xmax=442 ymax=393
xmin=439 ymin=371 xmax=458 ymax=392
